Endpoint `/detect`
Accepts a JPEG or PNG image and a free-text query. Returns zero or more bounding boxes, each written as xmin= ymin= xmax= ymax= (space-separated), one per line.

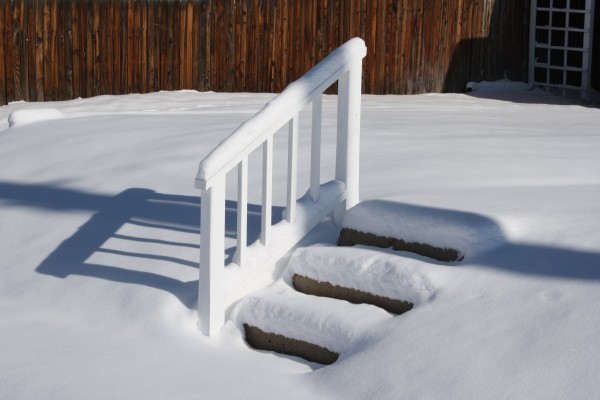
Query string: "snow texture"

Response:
xmin=232 ymin=281 xmax=393 ymax=354
xmin=342 ymin=199 xmax=505 ymax=258
xmin=1 ymin=86 xmax=600 ymax=399
xmin=8 ymin=107 xmax=65 ymax=127
xmin=284 ymin=245 xmax=438 ymax=305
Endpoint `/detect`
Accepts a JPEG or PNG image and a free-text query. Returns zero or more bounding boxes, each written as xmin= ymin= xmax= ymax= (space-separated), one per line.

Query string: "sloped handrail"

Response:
xmin=196 ymin=38 xmax=366 ymax=336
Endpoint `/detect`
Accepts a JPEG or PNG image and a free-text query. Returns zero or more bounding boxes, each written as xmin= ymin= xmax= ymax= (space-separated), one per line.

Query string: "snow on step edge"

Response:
xmin=231 ymin=282 xmax=393 ymax=354
xmin=342 ymin=200 xmax=505 ymax=258
xmin=283 ymin=245 xmax=439 ymax=307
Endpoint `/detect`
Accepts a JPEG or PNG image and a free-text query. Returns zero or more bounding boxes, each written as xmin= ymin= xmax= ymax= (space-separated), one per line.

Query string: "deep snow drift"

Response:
xmin=0 ymin=87 xmax=599 ymax=399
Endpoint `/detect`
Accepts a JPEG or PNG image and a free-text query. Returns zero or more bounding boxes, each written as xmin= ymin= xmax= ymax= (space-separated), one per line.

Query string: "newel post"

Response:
xmin=198 ymin=178 xmax=226 ymax=336
xmin=334 ymin=58 xmax=363 ymax=225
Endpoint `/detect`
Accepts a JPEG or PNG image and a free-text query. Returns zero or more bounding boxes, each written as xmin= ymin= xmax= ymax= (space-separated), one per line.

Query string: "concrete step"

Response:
xmin=292 ymin=274 xmax=413 ymax=315
xmin=338 ymin=227 xmax=463 ymax=262
xmin=338 ymin=200 xmax=505 ymax=262
xmin=284 ymin=245 xmax=437 ymax=313
xmin=233 ymin=282 xmax=393 ymax=364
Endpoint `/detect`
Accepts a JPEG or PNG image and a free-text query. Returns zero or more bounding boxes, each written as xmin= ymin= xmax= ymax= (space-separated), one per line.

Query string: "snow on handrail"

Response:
xmin=195 ymin=38 xmax=366 ymax=189
xmin=196 ymin=37 xmax=366 ymax=336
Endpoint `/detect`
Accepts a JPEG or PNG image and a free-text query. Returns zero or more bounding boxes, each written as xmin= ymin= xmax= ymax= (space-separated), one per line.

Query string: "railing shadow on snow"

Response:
xmin=2 ymin=181 xmax=599 ymax=314
xmin=0 ymin=182 xmax=282 ymax=310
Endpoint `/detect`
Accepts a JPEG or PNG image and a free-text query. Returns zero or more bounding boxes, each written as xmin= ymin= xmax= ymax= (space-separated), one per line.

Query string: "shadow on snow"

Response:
xmin=0 ymin=181 xmax=283 ymax=310
xmin=1 ymin=181 xmax=599 ymax=311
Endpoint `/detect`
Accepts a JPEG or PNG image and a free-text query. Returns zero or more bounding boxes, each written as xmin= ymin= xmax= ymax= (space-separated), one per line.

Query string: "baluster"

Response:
xmin=261 ymin=137 xmax=273 ymax=245
xmin=310 ymin=95 xmax=322 ymax=201
xmin=334 ymin=59 xmax=362 ymax=225
xmin=286 ymin=114 xmax=299 ymax=222
xmin=198 ymin=178 xmax=226 ymax=336
xmin=234 ymin=157 xmax=248 ymax=266
xmin=345 ymin=58 xmax=363 ymax=208
xmin=334 ymin=70 xmax=350 ymax=225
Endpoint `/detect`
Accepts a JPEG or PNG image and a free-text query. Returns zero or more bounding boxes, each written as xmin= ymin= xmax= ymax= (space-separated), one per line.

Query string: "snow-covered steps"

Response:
xmin=339 ymin=228 xmax=462 ymax=261
xmin=292 ymin=274 xmax=413 ymax=315
xmin=243 ymin=324 xmax=340 ymax=365
xmin=284 ymin=245 xmax=437 ymax=309
xmin=233 ymin=282 xmax=394 ymax=364
xmin=234 ymin=245 xmax=440 ymax=364
xmin=339 ymin=200 xmax=505 ymax=261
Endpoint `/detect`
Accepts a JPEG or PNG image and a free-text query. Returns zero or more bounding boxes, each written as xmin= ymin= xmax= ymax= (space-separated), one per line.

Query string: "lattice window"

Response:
xmin=529 ymin=0 xmax=596 ymax=99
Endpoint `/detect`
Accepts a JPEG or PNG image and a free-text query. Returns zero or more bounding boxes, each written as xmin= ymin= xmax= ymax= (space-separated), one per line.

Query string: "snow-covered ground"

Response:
xmin=1 ymin=86 xmax=599 ymax=399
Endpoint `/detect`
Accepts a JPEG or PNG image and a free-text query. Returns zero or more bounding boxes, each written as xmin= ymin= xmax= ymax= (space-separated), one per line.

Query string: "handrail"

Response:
xmin=196 ymin=38 xmax=366 ymax=336
xmin=195 ymin=38 xmax=367 ymax=190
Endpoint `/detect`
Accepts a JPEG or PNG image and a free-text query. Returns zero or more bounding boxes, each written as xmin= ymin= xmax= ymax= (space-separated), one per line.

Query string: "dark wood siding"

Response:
xmin=1 ymin=0 xmax=535 ymax=105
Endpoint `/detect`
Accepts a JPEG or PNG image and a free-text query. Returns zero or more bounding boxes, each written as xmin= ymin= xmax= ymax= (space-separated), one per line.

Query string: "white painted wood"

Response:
xmin=333 ymin=59 xmax=362 ymax=225
xmin=286 ymin=114 xmax=299 ymax=223
xmin=261 ymin=137 xmax=273 ymax=245
xmin=198 ymin=178 xmax=226 ymax=336
xmin=195 ymin=38 xmax=367 ymax=188
xmin=345 ymin=58 xmax=362 ymax=209
xmin=194 ymin=38 xmax=367 ymax=336
xmin=334 ymin=70 xmax=350 ymax=226
xmin=335 ymin=70 xmax=349 ymax=185
xmin=310 ymin=95 xmax=322 ymax=201
xmin=234 ymin=157 xmax=248 ymax=266
xmin=223 ymin=180 xmax=346 ymax=316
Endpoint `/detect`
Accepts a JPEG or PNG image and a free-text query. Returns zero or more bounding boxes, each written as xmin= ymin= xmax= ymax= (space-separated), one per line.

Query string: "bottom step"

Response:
xmin=243 ymin=324 xmax=339 ymax=365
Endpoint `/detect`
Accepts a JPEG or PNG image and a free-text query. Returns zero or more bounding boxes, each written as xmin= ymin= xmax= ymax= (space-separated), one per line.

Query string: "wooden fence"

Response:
xmin=1 ymin=0 xmax=536 ymax=105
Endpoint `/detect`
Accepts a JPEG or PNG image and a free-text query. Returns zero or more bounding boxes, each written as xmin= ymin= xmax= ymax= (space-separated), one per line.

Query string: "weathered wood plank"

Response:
xmin=70 ymin=0 xmax=80 ymax=99
xmin=185 ymin=0 xmax=193 ymax=89
xmin=0 ymin=1 xmax=6 ymax=105
xmin=166 ymin=0 xmax=174 ymax=91
xmin=125 ymin=0 xmax=133 ymax=93
xmin=11 ymin=0 xmax=23 ymax=101
xmin=171 ymin=0 xmax=180 ymax=90
xmin=192 ymin=0 xmax=202 ymax=91
xmin=146 ymin=0 xmax=158 ymax=92
xmin=1 ymin=0 xmax=536 ymax=104
xmin=26 ymin=0 xmax=36 ymax=101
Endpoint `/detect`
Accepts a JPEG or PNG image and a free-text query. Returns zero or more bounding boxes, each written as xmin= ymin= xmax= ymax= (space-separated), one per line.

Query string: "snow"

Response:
xmin=1 ymin=86 xmax=600 ymax=399
xmin=341 ymin=199 xmax=504 ymax=258
xmin=7 ymin=108 xmax=65 ymax=127
xmin=233 ymin=280 xmax=394 ymax=354
xmin=196 ymin=38 xmax=366 ymax=183
xmin=284 ymin=245 xmax=438 ymax=306
xmin=466 ymin=79 xmax=531 ymax=92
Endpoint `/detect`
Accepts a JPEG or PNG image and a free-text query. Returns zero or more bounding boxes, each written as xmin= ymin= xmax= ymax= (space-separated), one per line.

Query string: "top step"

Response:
xmin=338 ymin=200 xmax=505 ymax=262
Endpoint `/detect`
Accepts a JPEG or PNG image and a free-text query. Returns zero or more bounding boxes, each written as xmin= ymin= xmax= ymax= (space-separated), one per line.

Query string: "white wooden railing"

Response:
xmin=195 ymin=38 xmax=367 ymax=336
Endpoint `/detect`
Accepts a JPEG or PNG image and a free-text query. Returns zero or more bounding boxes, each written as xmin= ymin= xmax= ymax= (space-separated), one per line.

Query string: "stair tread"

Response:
xmin=341 ymin=199 xmax=505 ymax=258
xmin=284 ymin=245 xmax=438 ymax=307
xmin=233 ymin=282 xmax=393 ymax=354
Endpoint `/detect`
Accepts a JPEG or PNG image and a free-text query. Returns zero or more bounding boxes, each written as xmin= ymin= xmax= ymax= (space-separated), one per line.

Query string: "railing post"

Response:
xmin=198 ymin=178 xmax=226 ymax=336
xmin=285 ymin=114 xmax=299 ymax=222
xmin=310 ymin=95 xmax=322 ymax=201
xmin=345 ymin=58 xmax=362 ymax=208
xmin=261 ymin=137 xmax=273 ymax=245
xmin=234 ymin=157 xmax=248 ymax=266
xmin=334 ymin=58 xmax=362 ymax=225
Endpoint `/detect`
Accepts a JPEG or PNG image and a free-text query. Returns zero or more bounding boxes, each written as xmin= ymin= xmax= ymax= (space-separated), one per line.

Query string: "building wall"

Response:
xmin=0 ymin=0 xmax=531 ymax=105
